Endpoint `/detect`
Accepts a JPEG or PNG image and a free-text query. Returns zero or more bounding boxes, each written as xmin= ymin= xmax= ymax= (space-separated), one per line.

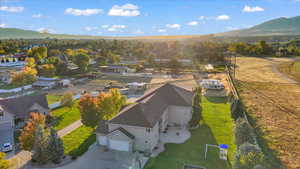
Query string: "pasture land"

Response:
xmin=236 ymin=57 xmax=300 ymax=169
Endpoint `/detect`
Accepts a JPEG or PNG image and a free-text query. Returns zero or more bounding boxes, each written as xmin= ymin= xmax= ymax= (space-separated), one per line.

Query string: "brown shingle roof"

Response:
xmin=109 ymin=83 xmax=193 ymax=128
xmin=0 ymin=94 xmax=49 ymax=118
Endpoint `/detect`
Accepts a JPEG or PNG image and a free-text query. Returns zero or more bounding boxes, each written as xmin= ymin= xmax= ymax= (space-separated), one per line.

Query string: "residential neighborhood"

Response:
xmin=1 ymin=1 xmax=300 ymax=169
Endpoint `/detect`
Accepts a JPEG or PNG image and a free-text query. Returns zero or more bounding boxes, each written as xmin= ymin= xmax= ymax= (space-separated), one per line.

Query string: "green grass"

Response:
xmin=51 ymin=101 xmax=81 ymax=130
xmin=0 ymin=83 xmax=22 ymax=89
xmin=62 ymin=125 xmax=96 ymax=157
xmin=47 ymin=94 xmax=61 ymax=104
xmin=145 ymin=96 xmax=236 ymax=169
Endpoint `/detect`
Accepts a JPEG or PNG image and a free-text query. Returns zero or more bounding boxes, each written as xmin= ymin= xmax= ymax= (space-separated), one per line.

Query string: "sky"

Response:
xmin=0 ymin=0 xmax=300 ymax=36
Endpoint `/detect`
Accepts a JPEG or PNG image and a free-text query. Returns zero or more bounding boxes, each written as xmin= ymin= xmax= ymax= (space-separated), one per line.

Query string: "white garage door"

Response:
xmin=109 ymin=139 xmax=131 ymax=151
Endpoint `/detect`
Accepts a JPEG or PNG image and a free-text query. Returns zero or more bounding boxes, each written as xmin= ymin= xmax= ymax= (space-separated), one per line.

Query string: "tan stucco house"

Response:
xmin=96 ymin=83 xmax=193 ymax=153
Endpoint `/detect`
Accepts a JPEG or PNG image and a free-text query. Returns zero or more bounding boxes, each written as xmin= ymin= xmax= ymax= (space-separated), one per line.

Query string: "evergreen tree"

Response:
xmin=189 ymin=87 xmax=202 ymax=127
xmin=48 ymin=128 xmax=64 ymax=163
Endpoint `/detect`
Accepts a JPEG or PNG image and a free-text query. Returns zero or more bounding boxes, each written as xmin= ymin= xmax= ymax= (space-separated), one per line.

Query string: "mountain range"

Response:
xmin=1 ymin=16 xmax=300 ymax=39
xmin=216 ymin=16 xmax=300 ymax=37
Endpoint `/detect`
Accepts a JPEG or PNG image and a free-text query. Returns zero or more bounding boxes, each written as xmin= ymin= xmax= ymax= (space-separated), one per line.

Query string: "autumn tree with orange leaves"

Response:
xmin=19 ymin=112 xmax=45 ymax=151
xmin=78 ymin=88 xmax=126 ymax=127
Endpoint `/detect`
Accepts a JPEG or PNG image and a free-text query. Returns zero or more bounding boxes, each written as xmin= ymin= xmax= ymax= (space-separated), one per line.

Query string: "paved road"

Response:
xmin=0 ymin=122 xmax=14 ymax=149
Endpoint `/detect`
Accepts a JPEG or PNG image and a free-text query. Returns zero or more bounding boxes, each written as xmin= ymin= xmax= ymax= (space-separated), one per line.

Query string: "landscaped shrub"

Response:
xmin=60 ymin=93 xmax=73 ymax=108
xmin=231 ymin=99 xmax=244 ymax=120
xmin=234 ymin=118 xmax=255 ymax=146
xmin=189 ymin=87 xmax=202 ymax=127
xmin=234 ymin=143 xmax=264 ymax=169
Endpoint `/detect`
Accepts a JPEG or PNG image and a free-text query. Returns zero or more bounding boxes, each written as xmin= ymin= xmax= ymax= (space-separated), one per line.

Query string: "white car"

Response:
xmin=1 ymin=143 xmax=13 ymax=152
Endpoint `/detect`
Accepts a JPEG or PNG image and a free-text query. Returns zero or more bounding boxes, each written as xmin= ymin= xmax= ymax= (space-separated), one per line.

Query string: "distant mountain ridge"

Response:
xmin=1 ymin=16 xmax=300 ymax=39
xmin=0 ymin=28 xmax=107 ymax=39
xmin=217 ymin=16 xmax=300 ymax=37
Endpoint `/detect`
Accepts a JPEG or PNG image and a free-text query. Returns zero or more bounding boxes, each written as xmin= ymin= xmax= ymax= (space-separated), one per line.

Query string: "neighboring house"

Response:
xmin=96 ymin=83 xmax=193 ymax=153
xmin=100 ymin=65 xmax=135 ymax=74
xmin=0 ymin=94 xmax=50 ymax=128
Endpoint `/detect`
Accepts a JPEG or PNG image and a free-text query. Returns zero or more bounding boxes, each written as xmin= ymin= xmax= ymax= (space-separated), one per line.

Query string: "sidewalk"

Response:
xmin=9 ymin=119 xmax=83 ymax=169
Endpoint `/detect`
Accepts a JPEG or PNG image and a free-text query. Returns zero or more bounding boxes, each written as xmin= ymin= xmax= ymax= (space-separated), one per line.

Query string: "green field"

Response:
xmin=145 ymin=96 xmax=236 ymax=169
xmin=51 ymin=101 xmax=81 ymax=130
xmin=61 ymin=125 xmax=96 ymax=157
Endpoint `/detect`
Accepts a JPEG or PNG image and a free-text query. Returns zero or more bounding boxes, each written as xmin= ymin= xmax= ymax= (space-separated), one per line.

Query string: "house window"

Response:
xmin=0 ymin=108 xmax=3 ymax=120
xmin=146 ymin=128 xmax=151 ymax=133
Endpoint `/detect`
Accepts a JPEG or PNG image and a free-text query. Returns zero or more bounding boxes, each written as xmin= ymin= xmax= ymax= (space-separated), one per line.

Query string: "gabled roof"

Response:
xmin=109 ymin=83 xmax=193 ymax=128
xmin=108 ymin=127 xmax=135 ymax=140
xmin=0 ymin=94 xmax=49 ymax=118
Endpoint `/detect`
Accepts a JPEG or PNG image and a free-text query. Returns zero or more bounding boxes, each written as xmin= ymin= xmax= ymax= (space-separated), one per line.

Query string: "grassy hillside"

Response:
xmin=0 ymin=28 xmax=107 ymax=39
xmin=217 ymin=16 xmax=300 ymax=37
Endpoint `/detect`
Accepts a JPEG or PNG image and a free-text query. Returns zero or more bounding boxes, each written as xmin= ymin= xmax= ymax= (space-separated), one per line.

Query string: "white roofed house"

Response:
xmin=95 ymin=83 xmax=193 ymax=153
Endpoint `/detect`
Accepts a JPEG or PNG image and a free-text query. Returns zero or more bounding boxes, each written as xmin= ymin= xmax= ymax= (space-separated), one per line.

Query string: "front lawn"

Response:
xmin=62 ymin=125 xmax=96 ymax=157
xmin=145 ymin=96 xmax=236 ymax=169
xmin=51 ymin=101 xmax=81 ymax=130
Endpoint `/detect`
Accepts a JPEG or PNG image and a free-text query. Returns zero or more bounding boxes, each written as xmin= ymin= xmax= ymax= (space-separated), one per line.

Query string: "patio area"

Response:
xmin=152 ymin=126 xmax=191 ymax=157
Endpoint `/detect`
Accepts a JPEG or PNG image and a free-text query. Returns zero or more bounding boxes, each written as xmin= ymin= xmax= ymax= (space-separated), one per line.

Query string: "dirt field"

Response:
xmin=236 ymin=57 xmax=300 ymax=169
xmin=149 ymin=74 xmax=196 ymax=91
xmin=49 ymin=74 xmax=152 ymax=95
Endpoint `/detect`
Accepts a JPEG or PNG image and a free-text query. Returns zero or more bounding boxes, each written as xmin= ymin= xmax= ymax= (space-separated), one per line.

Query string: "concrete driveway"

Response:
xmin=55 ymin=144 xmax=148 ymax=169
xmin=0 ymin=122 xmax=14 ymax=149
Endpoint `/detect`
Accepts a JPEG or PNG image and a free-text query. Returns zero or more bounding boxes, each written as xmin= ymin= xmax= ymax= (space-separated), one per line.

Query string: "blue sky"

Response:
xmin=0 ymin=0 xmax=299 ymax=36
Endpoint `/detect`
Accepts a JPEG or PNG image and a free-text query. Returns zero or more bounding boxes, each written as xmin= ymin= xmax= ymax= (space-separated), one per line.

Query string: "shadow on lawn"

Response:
xmin=68 ymin=133 xmax=96 ymax=158
xmin=204 ymin=96 xmax=228 ymax=104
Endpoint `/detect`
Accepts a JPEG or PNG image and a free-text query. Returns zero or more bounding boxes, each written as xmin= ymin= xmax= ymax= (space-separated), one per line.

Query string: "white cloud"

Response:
xmin=166 ymin=24 xmax=181 ymax=29
xmin=0 ymin=23 xmax=7 ymax=28
xmin=226 ymin=26 xmax=239 ymax=31
xmin=134 ymin=29 xmax=144 ymax=34
xmin=65 ymin=8 xmax=103 ymax=16
xmin=101 ymin=25 xmax=109 ymax=28
xmin=216 ymin=15 xmax=230 ymax=20
xmin=198 ymin=16 xmax=207 ymax=20
xmin=187 ymin=21 xmax=198 ymax=26
xmin=111 ymin=25 xmax=126 ymax=29
xmin=84 ymin=26 xmax=98 ymax=31
xmin=37 ymin=28 xmax=56 ymax=34
xmin=108 ymin=3 xmax=140 ymax=16
xmin=107 ymin=25 xmax=127 ymax=32
xmin=0 ymin=6 xmax=24 ymax=13
xmin=32 ymin=14 xmax=42 ymax=18
xmin=158 ymin=29 xmax=167 ymax=33
xmin=243 ymin=6 xmax=264 ymax=12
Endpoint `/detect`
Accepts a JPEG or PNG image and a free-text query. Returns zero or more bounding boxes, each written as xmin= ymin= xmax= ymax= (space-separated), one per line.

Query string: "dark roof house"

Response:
xmin=109 ymin=83 xmax=193 ymax=128
xmin=0 ymin=94 xmax=49 ymax=118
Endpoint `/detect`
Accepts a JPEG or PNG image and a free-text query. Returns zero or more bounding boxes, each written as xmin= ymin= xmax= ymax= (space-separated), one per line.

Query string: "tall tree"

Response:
xmin=73 ymin=53 xmax=90 ymax=72
xmin=47 ymin=128 xmax=64 ymax=163
xmin=19 ymin=113 xmax=46 ymax=151
xmin=79 ymin=95 xmax=101 ymax=127
xmin=189 ymin=87 xmax=202 ymax=127
xmin=32 ymin=125 xmax=51 ymax=164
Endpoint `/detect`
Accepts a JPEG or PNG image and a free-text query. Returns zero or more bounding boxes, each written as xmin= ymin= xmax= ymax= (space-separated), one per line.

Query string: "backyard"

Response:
xmin=47 ymin=94 xmax=61 ymax=104
xmin=145 ymin=96 xmax=236 ymax=169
